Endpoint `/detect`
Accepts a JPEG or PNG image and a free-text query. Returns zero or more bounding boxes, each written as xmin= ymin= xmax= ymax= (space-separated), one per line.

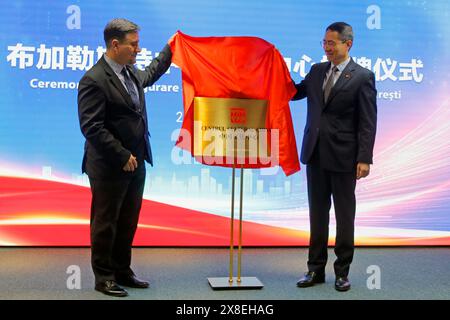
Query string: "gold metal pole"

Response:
xmin=207 ymin=166 xmax=263 ymax=290
xmin=229 ymin=166 xmax=236 ymax=283
xmin=237 ymin=166 xmax=244 ymax=282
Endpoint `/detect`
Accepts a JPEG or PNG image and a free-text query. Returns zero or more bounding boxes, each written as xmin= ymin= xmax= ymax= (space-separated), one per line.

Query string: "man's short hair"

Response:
xmin=326 ymin=22 xmax=354 ymax=42
xmin=104 ymin=18 xmax=140 ymax=48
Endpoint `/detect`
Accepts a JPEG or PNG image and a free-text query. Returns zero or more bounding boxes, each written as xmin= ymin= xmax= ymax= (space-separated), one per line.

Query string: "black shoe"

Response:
xmin=95 ymin=280 xmax=128 ymax=297
xmin=116 ymin=275 xmax=150 ymax=288
xmin=297 ymin=271 xmax=325 ymax=288
xmin=335 ymin=277 xmax=351 ymax=292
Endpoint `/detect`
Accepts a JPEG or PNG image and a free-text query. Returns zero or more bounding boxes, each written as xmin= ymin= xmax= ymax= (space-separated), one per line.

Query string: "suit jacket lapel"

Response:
xmin=324 ymin=59 xmax=356 ymax=109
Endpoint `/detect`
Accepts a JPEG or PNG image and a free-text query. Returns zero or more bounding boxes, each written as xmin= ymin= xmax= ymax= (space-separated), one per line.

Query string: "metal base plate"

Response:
xmin=208 ymin=277 xmax=264 ymax=290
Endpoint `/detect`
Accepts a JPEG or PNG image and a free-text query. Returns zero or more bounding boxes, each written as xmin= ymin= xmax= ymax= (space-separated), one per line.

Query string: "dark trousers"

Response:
xmin=306 ymin=146 xmax=356 ymax=277
xmin=88 ymin=165 xmax=146 ymax=284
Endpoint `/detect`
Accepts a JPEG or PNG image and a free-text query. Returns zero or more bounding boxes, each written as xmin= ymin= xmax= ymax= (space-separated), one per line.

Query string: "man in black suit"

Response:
xmin=292 ymin=22 xmax=377 ymax=291
xmin=78 ymin=18 xmax=172 ymax=297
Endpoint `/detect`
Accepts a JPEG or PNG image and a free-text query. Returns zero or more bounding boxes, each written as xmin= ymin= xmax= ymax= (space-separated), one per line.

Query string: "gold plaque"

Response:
xmin=193 ymin=97 xmax=270 ymax=164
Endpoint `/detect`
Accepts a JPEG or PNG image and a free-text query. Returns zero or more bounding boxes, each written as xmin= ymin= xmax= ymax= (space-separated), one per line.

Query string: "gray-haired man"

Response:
xmin=292 ymin=22 xmax=377 ymax=291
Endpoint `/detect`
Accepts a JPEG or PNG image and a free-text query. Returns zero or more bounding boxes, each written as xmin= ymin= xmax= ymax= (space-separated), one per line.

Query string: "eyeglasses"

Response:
xmin=320 ymin=40 xmax=347 ymax=48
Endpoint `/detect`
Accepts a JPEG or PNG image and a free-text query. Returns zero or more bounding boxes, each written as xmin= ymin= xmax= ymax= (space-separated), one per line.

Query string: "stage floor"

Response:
xmin=0 ymin=248 xmax=448 ymax=300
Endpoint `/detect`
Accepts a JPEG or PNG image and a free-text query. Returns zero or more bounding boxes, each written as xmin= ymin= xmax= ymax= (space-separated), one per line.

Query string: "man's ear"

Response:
xmin=111 ymin=39 xmax=120 ymax=50
xmin=347 ymin=40 xmax=353 ymax=51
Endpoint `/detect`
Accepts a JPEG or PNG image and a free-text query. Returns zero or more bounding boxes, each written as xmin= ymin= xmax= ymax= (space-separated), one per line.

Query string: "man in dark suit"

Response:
xmin=292 ymin=22 xmax=377 ymax=291
xmin=78 ymin=18 xmax=172 ymax=297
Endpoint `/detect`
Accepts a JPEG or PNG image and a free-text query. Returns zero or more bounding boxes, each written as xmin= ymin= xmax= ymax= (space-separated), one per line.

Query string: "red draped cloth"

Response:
xmin=169 ymin=31 xmax=300 ymax=176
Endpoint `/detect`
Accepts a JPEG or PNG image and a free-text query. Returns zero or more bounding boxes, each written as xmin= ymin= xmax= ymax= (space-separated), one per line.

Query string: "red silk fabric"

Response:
xmin=169 ymin=31 xmax=300 ymax=176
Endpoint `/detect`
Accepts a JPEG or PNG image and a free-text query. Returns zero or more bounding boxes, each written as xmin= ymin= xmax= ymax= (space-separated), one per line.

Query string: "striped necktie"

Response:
xmin=121 ymin=68 xmax=141 ymax=112
xmin=323 ymin=65 xmax=338 ymax=103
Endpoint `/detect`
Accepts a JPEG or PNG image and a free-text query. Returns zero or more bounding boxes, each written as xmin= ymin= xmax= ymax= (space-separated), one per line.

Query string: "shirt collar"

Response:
xmin=104 ymin=54 xmax=125 ymax=75
xmin=331 ymin=56 xmax=351 ymax=72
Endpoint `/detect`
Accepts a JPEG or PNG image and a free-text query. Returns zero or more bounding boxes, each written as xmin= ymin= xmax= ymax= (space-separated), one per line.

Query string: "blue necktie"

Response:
xmin=121 ymin=68 xmax=141 ymax=112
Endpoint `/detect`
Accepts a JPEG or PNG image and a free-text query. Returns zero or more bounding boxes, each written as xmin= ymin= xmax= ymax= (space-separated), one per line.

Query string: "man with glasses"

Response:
xmin=78 ymin=18 xmax=172 ymax=297
xmin=292 ymin=22 xmax=377 ymax=291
